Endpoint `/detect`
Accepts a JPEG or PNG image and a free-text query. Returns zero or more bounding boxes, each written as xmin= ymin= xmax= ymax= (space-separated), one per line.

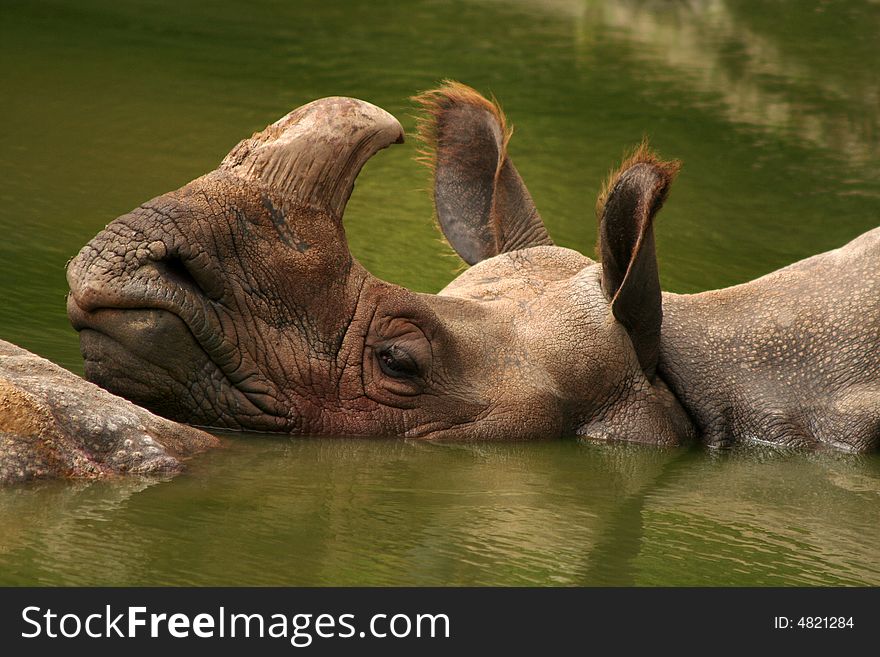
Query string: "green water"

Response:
xmin=1 ymin=0 xmax=879 ymax=585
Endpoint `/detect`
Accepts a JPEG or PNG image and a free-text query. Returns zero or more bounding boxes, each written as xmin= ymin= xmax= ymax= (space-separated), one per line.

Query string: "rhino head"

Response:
xmin=67 ymin=83 xmax=694 ymax=443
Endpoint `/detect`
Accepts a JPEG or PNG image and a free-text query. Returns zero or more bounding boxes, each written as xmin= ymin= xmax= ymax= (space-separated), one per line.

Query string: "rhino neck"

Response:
xmin=658 ymin=284 xmax=831 ymax=448
xmin=658 ymin=289 xmax=756 ymax=448
xmin=657 ymin=228 xmax=880 ymax=450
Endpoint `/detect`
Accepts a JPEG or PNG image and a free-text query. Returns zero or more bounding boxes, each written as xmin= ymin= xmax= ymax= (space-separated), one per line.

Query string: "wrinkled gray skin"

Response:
xmin=0 ymin=339 xmax=217 ymax=484
xmin=67 ymin=83 xmax=879 ymax=451
xmin=661 ymin=229 xmax=880 ymax=451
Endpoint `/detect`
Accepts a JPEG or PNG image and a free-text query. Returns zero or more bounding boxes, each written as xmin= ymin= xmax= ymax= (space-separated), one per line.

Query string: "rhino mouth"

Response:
xmin=67 ymin=298 xmax=241 ymax=427
xmin=67 ymin=253 xmax=218 ymax=362
xmin=66 ymin=265 xmax=289 ymax=431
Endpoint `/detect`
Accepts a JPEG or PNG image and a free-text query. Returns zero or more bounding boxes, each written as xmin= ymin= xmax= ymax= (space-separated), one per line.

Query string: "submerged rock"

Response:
xmin=0 ymin=339 xmax=219 ymax=485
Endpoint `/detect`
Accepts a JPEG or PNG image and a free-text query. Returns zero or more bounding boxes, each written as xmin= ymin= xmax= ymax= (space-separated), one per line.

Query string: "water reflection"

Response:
xmin=1 ymin=439 xmax=877 ymax=585
xmin=492 ymin=0 xmax=880 ymax=166
xmin=0 ymin=477 xmax=166 ymax=585
xmin=640 ymin=448 xmax=880 ymax=585
xmin=577 ymin=446 xmax=698 ymax=585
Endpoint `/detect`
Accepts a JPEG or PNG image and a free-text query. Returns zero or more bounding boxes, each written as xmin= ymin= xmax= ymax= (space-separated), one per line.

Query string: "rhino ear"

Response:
xmin=220 ymin=97 xmax=404 ymax=220
xmin=413 ymin=81 xmax=553 ymax=265
xmin=597 ymin=144 xmax=679 ymax=381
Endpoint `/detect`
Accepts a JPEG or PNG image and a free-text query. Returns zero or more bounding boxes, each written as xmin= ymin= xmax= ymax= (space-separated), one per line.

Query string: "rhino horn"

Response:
xmin=220 ymin=96 xmax=405 ymax=220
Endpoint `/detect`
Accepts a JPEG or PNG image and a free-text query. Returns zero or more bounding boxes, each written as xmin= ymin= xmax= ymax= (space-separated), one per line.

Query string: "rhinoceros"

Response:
xmin=66 ymin=83 xmax=880 ymax=451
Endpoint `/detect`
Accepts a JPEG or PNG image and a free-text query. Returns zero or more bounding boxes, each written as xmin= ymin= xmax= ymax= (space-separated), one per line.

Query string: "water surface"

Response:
xmin=1 ymin=0 xmax=879 ymax=585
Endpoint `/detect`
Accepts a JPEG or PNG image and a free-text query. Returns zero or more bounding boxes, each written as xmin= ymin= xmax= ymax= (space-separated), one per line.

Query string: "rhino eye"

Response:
xmin=377 ymin=344 xmax=420 ymax=379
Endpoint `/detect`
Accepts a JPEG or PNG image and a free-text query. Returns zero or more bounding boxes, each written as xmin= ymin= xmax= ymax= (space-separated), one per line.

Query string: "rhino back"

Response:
xmin=660 ymin=227 xmax=880 ymax=451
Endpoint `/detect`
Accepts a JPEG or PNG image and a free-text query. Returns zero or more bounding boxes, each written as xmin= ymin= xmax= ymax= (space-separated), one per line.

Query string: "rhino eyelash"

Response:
xmin=376 ymin=345 xmax=420 ymax=379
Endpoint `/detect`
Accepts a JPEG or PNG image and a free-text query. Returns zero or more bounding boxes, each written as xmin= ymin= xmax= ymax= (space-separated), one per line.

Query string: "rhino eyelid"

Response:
xmin=376 ymin=344 xmax=420 ymax=380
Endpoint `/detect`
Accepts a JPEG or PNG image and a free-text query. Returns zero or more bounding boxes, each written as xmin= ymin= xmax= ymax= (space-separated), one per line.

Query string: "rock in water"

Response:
xmin=0 ymin=339 xmax=219 ymax=485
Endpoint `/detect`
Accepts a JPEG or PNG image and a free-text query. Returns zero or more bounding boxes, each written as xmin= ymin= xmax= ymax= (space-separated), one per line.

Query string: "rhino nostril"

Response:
xmin=153 ymin=255 xmax=223 ymax=301
xmin=158 ymin=256 xmax=198 ymax=289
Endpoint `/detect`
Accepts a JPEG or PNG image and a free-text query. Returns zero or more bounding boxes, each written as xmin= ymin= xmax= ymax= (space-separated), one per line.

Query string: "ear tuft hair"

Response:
xmin=594 ymin=141 xmax=681 ymax=380
xmin=409 ymin=81 xmax=551 ymax=265
xmin=596 ymin=140 xmax=680 ymax=222
xmin=412 ymin=80 xmax=512 ymax=176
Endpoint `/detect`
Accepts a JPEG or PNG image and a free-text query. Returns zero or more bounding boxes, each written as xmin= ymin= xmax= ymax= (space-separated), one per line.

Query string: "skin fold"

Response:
xmin=67 ymin=83 xmax=879 ymax=451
